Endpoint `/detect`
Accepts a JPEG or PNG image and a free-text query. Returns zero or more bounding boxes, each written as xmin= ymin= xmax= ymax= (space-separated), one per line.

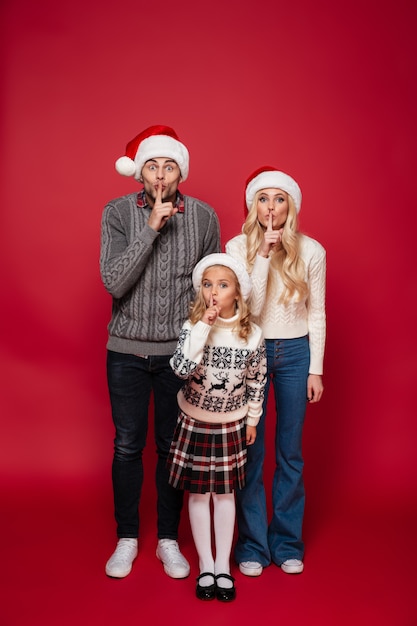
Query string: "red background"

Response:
xmin=1 ymin=0 xmax=416 ymax=624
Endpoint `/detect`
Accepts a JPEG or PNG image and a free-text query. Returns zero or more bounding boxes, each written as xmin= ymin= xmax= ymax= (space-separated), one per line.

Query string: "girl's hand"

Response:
xmin=246 ymin=425 xmax=257 ymax=445
xmin=258 ymin=212 xmax=283 ymax=257
xmin=202 ymin=295 xmax=220 ymax=325
xmin=307 ymin=374 xmax=324 ymax=403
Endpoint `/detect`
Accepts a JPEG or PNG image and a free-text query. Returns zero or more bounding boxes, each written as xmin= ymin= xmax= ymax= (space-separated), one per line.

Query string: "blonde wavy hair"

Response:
xmin=189 ymin=265 xmax=253 ymax=340
xmin=243 ymin=191 xmax=308 ymax=304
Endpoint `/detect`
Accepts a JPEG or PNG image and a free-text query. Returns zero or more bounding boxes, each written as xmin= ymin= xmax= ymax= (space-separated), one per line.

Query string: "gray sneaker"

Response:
xmin=156 ymin=539 xmax=190 ymax=578
xmin=105 ymin=538 xmax=138 ymax=578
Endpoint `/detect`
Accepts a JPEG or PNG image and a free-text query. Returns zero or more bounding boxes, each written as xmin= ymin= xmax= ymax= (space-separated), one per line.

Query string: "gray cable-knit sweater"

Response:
xmin=100 ymin=191 xmax=221 ymax=356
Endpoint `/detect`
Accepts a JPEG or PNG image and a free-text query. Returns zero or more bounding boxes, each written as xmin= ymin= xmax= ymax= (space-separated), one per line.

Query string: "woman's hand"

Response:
xmin=258 ymin=211 xmax=283 ymax=257
xmin=307 ymin=374 xmax=324 ymax=403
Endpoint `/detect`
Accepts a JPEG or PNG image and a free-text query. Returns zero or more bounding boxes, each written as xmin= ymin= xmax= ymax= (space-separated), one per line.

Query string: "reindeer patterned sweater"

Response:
xmin=170 ymin=314 xmax=267 ymax=427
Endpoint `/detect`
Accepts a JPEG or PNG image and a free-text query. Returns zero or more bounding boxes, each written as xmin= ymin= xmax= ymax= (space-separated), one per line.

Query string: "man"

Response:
xmin=100 ymin=125 xmax=221 ymax=579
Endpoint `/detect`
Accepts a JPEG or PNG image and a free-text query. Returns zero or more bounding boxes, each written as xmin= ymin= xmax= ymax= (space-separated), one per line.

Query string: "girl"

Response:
xmin=226 ymin=167 xmax=326 ymax=577
xmin=168 ymin=253 xmax=267 ymax=602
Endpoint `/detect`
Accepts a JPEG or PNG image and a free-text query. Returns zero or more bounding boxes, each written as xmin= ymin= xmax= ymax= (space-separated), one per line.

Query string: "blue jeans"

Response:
xmin=107 ymin=350 xmax=184 ymax=539
xmin=235 ymin=337 xmax=310 ymax=566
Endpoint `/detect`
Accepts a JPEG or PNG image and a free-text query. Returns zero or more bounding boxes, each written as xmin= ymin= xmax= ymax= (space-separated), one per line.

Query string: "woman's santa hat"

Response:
xmin=115 ymin=125 xmax=190 ymax=181
xmin=245 ymin=166 xmax=302 ymax=213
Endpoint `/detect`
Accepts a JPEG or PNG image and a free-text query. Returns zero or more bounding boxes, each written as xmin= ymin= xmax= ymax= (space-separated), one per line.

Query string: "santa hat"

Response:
xmin=245 ymin=166 xmax=302 ymax=213
xmin=192 ymin=253 xmax=252 ymax=302
xmin=115 ymin=125 xmax=189 ymax=181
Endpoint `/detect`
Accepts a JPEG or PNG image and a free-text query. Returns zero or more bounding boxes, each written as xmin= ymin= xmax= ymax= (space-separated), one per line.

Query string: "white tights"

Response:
xmin=188 ymin=492 xmax=235 ymax=588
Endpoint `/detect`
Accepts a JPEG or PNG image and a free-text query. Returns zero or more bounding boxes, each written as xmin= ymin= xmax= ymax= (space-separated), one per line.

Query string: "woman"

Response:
xmin=226 ymin=166 xmax=326 ymax=576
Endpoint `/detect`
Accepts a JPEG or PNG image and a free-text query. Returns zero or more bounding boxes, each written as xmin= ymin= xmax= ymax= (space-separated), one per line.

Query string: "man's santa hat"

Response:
xmin=245 ymin=166 xmax=302 ymax=213
xmin=115 ymin=125 xmax=189 ymax=181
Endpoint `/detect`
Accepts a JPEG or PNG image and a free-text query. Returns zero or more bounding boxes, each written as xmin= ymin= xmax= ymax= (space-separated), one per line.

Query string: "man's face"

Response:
xmin=140 ymin=157 xmax=181 ymax=206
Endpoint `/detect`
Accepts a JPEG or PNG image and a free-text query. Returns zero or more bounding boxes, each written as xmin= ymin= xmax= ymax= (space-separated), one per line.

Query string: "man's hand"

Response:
xmin=148 ymin=182 xmax=178 ymax=231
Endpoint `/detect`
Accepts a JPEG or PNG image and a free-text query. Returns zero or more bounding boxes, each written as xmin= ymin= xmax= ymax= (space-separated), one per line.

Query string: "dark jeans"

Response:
xmin=107 ymin=350 xmax=184 ymax=539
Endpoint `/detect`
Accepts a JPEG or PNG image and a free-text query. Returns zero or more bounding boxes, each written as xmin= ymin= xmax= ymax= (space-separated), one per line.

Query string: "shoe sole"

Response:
xmin=281 ymin=564 xmax=304 ymax=574
xmin=239 ymin=565 xmax=263 ymax=577
xmin=105 ymin=563 xmax=133 ymax=578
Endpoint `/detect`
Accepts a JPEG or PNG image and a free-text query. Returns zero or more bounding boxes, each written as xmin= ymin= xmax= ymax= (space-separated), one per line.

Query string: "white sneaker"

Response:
xmin=281 ymin=559 xmax=304 ymax=574
xmin=156 ymin=539 xmax=190 ymax=579
xmin=105 ymin=538 xmax=138 ymax=578
xmin=239 ymin=561 xmax=263 ymax=577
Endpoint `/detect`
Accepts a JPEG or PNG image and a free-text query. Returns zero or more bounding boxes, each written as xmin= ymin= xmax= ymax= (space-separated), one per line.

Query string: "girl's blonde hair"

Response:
xmin=189 ymin=265 xmax=252 ymax=340
xmin=243 ymin=191 xmax=308 ymax=304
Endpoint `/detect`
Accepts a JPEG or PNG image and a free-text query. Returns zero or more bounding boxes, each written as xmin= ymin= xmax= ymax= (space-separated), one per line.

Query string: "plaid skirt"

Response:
xmin=167 ymin=411 xmax=247 ymax=494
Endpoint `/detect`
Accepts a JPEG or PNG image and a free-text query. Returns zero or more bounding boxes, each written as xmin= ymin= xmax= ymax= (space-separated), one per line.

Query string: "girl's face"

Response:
xmin=256 ymin=188 xmax=289 ymax=230
xmin=202 ymin=266 xmax=239 ymax=319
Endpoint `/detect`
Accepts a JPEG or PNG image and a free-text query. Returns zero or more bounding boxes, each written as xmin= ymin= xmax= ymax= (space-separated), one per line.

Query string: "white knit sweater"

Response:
xmin=170 ymin=315 xmax=267 ymax=426
xmin=226 ymin=234 xmax=326 ymax=375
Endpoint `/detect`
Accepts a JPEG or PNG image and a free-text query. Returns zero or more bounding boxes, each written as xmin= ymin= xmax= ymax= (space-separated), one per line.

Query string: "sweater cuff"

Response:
xmin=246 ymin=405 xmax=262 ymax=427
xmin=246 ymin=414 xmax=260 ymax=428
xmin=139 ymin=223 xmax=160 ymax=245
xmin=253 ymin=253 xmax=270 ymax=272
xmin=308 ymin=353 xmax=324 ymax=375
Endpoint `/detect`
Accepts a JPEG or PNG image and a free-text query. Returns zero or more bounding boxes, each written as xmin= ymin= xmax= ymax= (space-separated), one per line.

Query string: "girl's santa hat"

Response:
xmin=192 ymin=253 xmax=252 ymax=302
xmin=245 ymin=166 xmax=302 ymax=213
xmin=115 ymin=125 xmax=189 ymax=181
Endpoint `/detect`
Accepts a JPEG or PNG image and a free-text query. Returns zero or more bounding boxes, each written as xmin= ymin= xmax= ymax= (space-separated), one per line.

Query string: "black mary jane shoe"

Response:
xmin=215 ymin=573 xmax=236 ymax=602
xmin=196 ymin=572 xmax=216 ymax=601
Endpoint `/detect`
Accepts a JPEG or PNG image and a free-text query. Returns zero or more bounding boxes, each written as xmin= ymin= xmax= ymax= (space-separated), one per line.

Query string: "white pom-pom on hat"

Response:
xmin=114 ymin=125 xmax=189 ymax=181
xmin=115 ymin=156 xmax=136 ymax=177
xmin=192 ymin=253 xmax=252 ymax=302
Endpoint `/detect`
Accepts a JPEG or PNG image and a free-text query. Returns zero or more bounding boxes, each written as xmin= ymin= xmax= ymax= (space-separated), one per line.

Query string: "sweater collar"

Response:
xmin=137 ymin=189 xmax=184 ymax=212
xmin=213 ymin=313 xmax=240 ymax=329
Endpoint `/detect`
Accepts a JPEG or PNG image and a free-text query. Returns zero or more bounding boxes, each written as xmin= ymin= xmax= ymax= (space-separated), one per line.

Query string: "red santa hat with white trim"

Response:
xmin=115 ymin=125 xmax=190 ymax=181
xmin=245 ymin=166 xmax=302 ymax=213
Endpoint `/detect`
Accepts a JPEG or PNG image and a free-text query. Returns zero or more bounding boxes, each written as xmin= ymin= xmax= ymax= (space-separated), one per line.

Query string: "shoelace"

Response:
xmin=115 ymin=540 xmax=137 ymax=558
xmin=161 ymin=543 xmax=182 ymax=563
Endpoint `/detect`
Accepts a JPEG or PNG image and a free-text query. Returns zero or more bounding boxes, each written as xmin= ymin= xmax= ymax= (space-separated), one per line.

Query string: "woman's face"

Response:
xmin=256 ymin=188 xmax=289 ymax=230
